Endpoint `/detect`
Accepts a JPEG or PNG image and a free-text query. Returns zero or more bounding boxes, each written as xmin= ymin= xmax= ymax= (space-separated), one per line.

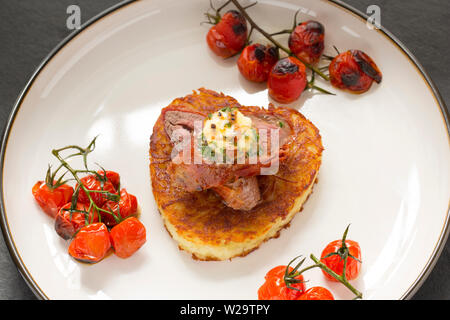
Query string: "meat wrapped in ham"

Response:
xmin=160 ymin=104 xmax=292 ymax=211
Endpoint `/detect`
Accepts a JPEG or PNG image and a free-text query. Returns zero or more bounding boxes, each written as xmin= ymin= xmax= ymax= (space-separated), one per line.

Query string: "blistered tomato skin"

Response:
xmin=289 ymin=20 xmax=325 ymax=64
xmin=329 ymin=50 xmax=382 ymax=94
xmin=268 ymin=57 xmax=307 ymax=103
xmin=55 ymin=203 xmax=99 ymax=240
xmin=110 ymin=217 xmax=146 ymax=258
xmin=101 ymin=188 xmax=138 ymax=227
xmin=32 ymin=181 xmax=74 ymax=218
xmin=76 ymin=174 xmax=117 ymax=207
xmin=237 ymin=44 xmax=279 ymax=82
xmin=97 ymin=170 xmax=120 ymax=190
xmin=258 ymin=265 xmax=306 ymax=300
xmin=298 ymin=286 xmax=335 ymax=300
xmin=206 ymin=10 xmax=248 ymax=58
xmin=321 ymin=239 xmax=362 ymax=281
xmin=68 ymin=223 xmax=111 ymax=263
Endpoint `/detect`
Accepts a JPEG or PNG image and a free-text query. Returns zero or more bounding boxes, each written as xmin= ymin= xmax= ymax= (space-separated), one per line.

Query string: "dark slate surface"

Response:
xmin=0 ymin=0 xmax=448 ymax=300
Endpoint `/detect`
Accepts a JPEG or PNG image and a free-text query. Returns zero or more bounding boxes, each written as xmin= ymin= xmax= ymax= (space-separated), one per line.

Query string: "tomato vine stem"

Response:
xmin=229 ymin=0 xmax=330 ymax=81
xmin=309 ymin=254 xmax=363 ymax=299
xmin=285 ymin=254 xmax=362 ymax=300
xmin=50 ymin=137 xmax=121 ymax=225
xmin=284 ymin=225 xmax=363 ymax=300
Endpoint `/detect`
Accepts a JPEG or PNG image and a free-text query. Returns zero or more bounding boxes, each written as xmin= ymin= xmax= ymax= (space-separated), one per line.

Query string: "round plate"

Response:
xmin=1 ymin=0 xmax=449 ymax=300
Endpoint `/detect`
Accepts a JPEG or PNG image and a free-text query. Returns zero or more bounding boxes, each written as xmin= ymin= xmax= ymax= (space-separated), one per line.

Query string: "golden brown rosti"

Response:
xmin=149 ymin=88 xmax=323 ymax=261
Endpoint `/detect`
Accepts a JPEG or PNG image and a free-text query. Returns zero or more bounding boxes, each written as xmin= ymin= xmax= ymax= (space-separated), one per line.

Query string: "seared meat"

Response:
xmin=160 ymin=96 xmax=292 ymax=211
xmin=163 ymin=107 xmax=263 ymax=209
xmin=249 ymin=113 xmax=291 ymax=147
xmin=212 ymin=177 xmax=261 ymax=211
xmin=164 ymin=109 xmax=204 ymax=141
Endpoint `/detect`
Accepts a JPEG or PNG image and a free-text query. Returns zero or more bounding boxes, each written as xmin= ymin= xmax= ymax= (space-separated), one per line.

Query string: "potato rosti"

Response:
xmin=149 ymin=88 xmax=323 ymax=260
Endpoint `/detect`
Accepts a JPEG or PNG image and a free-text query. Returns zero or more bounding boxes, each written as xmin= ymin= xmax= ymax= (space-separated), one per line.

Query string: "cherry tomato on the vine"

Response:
xmin=76 ymin=174 xmax=117 ymax=207
xmin=68 ymin=222 xmax=111 ymax=263
xmin=321 ymin=239 xmax=362 ymax=281
xmin=32 ymin=181 xmax=74 ymax=218
xmin=110 ymin=217 xmax=146 ymax=258
xmin=298 ymin=286 xmax=334 ymax=300
xmin=237 ymin=43 xmax=279 ymax=82
xmin=206 ymin=10 xmax=248 ymax=58
xmin=329 ymin=49 xmax=382 ymax=94
xmin=268 ymin=57 xmax=307 ymax=103
xmin=258 ymin=265 xmax=306 ymax=300
xmin=289 ymin=20 xmax=325 ymax=64
xmin=54 ymin=202 xmax=99 ymax=240
xmin=101 ymin=188 xmax=138 ymax=227
xmin=97 ymin=170 xmax=120 ymax=190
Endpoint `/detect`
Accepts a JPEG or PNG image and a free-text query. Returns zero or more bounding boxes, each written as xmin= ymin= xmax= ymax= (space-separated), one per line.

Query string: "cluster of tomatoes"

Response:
xmin=258 ymin=265 xmax=336 ymax=300
xmin=32 ymin=170 xmax=146 ymax=263
xmin=258 ymin=235 xmax=362 ymax=300
xmin=206 ymin=10 xmax=382 ymax=103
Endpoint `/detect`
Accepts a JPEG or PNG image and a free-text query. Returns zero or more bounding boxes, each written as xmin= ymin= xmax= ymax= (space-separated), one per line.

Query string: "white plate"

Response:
xmin=1 ymin=0 xmax=449 ymax=300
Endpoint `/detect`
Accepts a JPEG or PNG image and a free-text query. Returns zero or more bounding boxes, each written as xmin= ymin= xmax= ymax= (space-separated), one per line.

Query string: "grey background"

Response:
xmin=0 ymin=0 xmax=448 ymax=299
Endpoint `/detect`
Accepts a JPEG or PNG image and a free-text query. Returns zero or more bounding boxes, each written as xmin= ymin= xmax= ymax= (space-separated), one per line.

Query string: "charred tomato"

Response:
xmin=32 ymin=181 xmax=74 ymax=218
xmin=237 ymin=43 xmax=279 ymax=82
xmin=68 ymin=223 xmax=111 ymax=263
xmin=55 ymin=202 xmax=99 ymax=240
xmin=110 ymin=217 xmax=146 ymax=258
xmin=289 ymin=20 xmax=325 ymax=64
xmin=258 ymin=265 xmax=306 ymax=300
xmin=268 ymin=57 xmax=307 ymax=103
xmin=329 ymin=49 xmax=382 ymax=93
xmin=206 ymin=10 xmax=248 ymax=58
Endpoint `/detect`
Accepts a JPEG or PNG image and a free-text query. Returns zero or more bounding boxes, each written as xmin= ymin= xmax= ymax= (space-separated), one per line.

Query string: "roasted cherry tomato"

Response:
xmin=97 ymin=170 xmax=120 ymax=190
xmin=329 ymin=49 xmax=382 ymax=94
xmin=101 ymin=188 xmax=138 ymax=227
xmin=268 ymin=57 xmax=307 ymax=103
xmin=32 ymin=181 xmax=74 ymax=218
xmin=321 ymin=239 xmax=362 ymax=281
xmin=76 ymin=174 xmax=117 ymax=207
xmin=55 ymin=203 xmax=99 ymax=240
xmin=298 ymin=286 xmax=334 ymax=300
xmin=68 ymin=223 xmax=111 ymax=263
xmin=110 ymin=217 xmax=146 ymax=258
xmin=206 ymin=10 xmax=248 ymax=58
xmin=258 ymin=265 xmax=306 ymax=300
xmin=288 ymin=20 xmax=325 ymax=64
xmin=237 ymin=43 xmax=279 ymax=82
